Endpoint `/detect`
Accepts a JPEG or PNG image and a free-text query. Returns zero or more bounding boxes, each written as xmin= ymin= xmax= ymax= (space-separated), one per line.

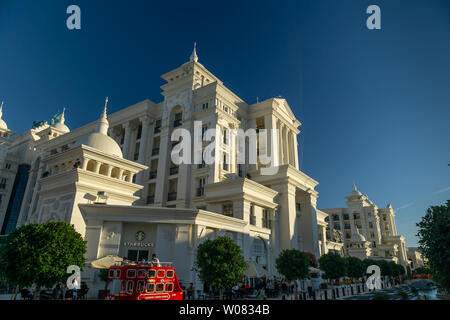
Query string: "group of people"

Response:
xmin=19 ymin=281 xmax=89 ymax=300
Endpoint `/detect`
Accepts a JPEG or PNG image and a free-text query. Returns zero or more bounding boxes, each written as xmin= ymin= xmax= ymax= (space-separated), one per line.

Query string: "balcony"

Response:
xmin=149 ymin=171 xmax=157 ymax=180
xmin=167 ymin=192 xmax=177 ymax=201
xmin=146 ymin=196 xmax=155 ymax=204
xmin=196 ymin=187 xmax=204 ymax=197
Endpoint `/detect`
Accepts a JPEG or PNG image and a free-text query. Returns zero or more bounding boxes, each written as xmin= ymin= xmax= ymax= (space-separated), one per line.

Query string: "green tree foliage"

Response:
xmin=0 ymin=222 xmax=86 ymax=290
xmin=345 ymin=257 xmax=365 ymax=279
xmin=318 ymin=253 xmax=347 ymax=281
xmin=196 ymin=236 xmax=247 ymax=298
xmin=275 ymin=249 xmax=310 ymax=281
xmin=417 ymin=200 xmax=450 ymax=291
xmin=414 ymin=266 xmax=432 ymax=275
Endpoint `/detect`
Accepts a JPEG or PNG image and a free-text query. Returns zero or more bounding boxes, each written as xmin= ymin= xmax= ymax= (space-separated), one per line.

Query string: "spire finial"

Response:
xmin=98 ymin=97 xmax=109 ymax=135
xmin=59 ymin=107 xmax=66 ymax=124
xmin=103 ymin=97 xmax=109 ymax=115
xmin=190 ymin=42 xmax=198 ymax=62
xmin=0 ymin=101 xmax=3 ymax=117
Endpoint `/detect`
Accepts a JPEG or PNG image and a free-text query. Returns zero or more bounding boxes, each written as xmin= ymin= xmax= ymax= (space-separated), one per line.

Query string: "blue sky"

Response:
xmin=0 ymin=0 xmax=449 ymax=246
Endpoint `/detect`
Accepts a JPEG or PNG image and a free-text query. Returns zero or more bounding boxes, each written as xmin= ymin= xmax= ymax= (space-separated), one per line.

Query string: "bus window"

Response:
xmin=165 ymin=283 xmax=173 ymax=292
xmin=137 ymin=281 xmax=145 ymax=293
xmin=121 ymin=281 xmax=126 ymax=293
xmin=156 ymin=283 xmax=164 ymax=292
xmin=148 ymin=269 xmax=156 ymax=278
xmin=115 ymin=270 xmax=121 ymax=278
xmin=127 ymin=269 xmax=136 ymax=278
xmin=137 ymin=269 xmax=146 ymax=278
xmin=146 ymin=283 xmax=155 ymax=293
xmin=157 ymin=270 xmax=165 ymax=278
xmin=127 ymin=281 xmax=134 ymax=294
xmin=166 ymin=270 xmax=174 ymax=278
xmin=108 ymin=269 xmax=115 ymax=278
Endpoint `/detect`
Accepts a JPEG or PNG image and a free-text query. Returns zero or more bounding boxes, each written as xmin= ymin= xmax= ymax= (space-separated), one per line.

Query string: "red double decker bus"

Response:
xmin=105 ymin=262 xmax=183 ymax=300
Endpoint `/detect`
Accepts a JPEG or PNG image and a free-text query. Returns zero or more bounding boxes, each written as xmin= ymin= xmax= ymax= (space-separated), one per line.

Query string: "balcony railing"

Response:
xmin=167 ymin=192 xmax=177 ymax=201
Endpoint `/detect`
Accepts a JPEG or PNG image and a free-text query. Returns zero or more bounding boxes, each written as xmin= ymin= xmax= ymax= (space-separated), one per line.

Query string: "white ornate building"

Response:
xmin=0 ymin=48 xmax=330 ymax=296
xmin=320 ymin=185 xmax=409 ymax=268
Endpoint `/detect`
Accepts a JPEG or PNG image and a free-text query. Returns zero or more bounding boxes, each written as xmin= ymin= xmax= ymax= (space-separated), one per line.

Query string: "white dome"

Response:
xmin=348 ymin=184 xmax=362 ymax=197
xmin=75 ymin=132 xmax=123 ymax=158
xmin=0 ymin=119 xmax=7 ymax=130
xmin=54 ymin=122 xmax=70 ymax=133
xmin=53 ymin=108 xmax=70 ymax=133
xmin=0 ymin=102 xmax=7 ymax=130
xmin=74 ymin=101 xmax=123 ymax=158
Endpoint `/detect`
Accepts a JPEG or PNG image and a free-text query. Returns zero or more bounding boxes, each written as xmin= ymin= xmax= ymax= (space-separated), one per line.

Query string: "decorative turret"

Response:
xmin=53 ymin=108 xmax=70 ymax=133
xmin=0 ymin=101 xmax=8 ymax=130
xmin=74 ymin=98 xmax=123 ymax=158
xmin=190 ymin=42 xmax=198 ymax=62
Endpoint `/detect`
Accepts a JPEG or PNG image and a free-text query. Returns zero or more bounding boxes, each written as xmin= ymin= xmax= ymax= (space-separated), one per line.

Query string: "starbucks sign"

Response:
xmin=135 ymin=231 xmax=146 ymax=241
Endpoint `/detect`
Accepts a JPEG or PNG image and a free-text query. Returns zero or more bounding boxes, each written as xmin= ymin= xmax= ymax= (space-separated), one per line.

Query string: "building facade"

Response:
xmin=0 ymin=48 xmax=325 ymax=296
xmin=320 ymin=185 xmax=409 ymax=268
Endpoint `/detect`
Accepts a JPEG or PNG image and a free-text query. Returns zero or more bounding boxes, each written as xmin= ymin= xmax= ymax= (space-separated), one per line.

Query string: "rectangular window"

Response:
xmin=157 ymin=270 xmax=165 ymax=278
xmin=156 ymin=283 xmax=164 ymax=292
xmin=148 ymin=270 xmax=156 ymax=278
xmin=127 ymin=281 xmax=134 ymax=294
xmin=166 ymin=283 xmax=173 ymax=292
xmin=166 ymin=270 xmax=174 ymax=278
xmin=223 ymin=203 xmax=233 ymax=217
xmin=127 ymin=269 xmax=136 ymax=278
xmin=146 ymin=283 xmax=155 ymax=292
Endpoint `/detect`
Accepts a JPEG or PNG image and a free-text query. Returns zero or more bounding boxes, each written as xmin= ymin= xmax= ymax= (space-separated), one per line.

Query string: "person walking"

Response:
xmin=187 ymin=283 xmax=195 ymax=300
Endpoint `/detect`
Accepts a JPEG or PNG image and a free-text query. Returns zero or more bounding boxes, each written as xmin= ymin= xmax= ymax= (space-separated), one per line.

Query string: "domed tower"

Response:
xmin=348 ymin=225 xmax=372 ymax=260
xmin=28 ymin=99 xmax=147 ymax=237
xmin=0 ymin=101 xmax=15 ymax=141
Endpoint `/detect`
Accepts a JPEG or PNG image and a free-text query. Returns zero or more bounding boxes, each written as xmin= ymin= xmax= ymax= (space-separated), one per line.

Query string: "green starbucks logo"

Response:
xmin=135 ymin=231 xmax=146 ymax=241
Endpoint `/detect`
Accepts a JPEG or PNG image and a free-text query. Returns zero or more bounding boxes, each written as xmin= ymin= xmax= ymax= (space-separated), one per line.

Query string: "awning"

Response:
xmin=88 ymin=255 xmax=123 ymax=269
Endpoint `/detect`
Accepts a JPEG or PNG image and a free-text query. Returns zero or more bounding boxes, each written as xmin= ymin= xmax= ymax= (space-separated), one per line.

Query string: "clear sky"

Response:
xmin=0 ymin=0 xmax=449 ymax=247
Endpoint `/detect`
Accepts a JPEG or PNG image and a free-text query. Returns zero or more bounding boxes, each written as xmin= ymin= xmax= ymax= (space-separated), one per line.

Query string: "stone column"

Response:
xmin=176 ymin=120 xmax=193 ymax=208
xmin=272 ymin=183 xmax=297 ymax=250
xmin=136 ymin=116 xmax=151 ymax=186
xmin=154 ymin=126 xmax=170 ymax=206
xmin=283 ymin=125 xmax=290 ymax=165
xmin=292 ymin=131 xmax=299 ymax=169
xmin=122 ymin=122 xmax=132 ymax=160
xmin=298 ymin=191 xmax=321 ymax=258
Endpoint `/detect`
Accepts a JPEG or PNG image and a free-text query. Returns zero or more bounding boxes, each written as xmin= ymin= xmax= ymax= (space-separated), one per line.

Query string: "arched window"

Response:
xmin=99 ymin=164 xmax=108 ymax=176
xmin=111 ymin=167 xmax=120 ymax=179
xmin=86 ymin=160 xmax=96 ymax=172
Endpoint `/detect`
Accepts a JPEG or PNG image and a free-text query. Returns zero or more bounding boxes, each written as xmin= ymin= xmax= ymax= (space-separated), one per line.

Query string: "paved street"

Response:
xmin=341 ymin=285 xmax=418 ymax=300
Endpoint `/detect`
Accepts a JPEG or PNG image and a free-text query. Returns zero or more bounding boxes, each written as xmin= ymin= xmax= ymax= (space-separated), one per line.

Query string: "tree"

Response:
xmin=0 ymin=222 xmax=86 ymax=299
xmin=417 ymin=200 xmax=450 ymax=291
xmin=98 ymin=269 xmax=110 ymax=293
xmin=196 ymin=236 xmax=247 ymax=299
xmin=345 ymin=257 xmax=365 ymax=280
xmin=318 ymin=253 xmax=347 ymax=283
xmin=275 ymin=249 xmax=310 ymax=282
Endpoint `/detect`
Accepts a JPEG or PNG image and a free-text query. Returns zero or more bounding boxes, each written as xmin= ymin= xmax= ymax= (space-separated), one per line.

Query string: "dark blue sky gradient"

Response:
xmin=1 ymin=0 xmax=449 ymax=246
